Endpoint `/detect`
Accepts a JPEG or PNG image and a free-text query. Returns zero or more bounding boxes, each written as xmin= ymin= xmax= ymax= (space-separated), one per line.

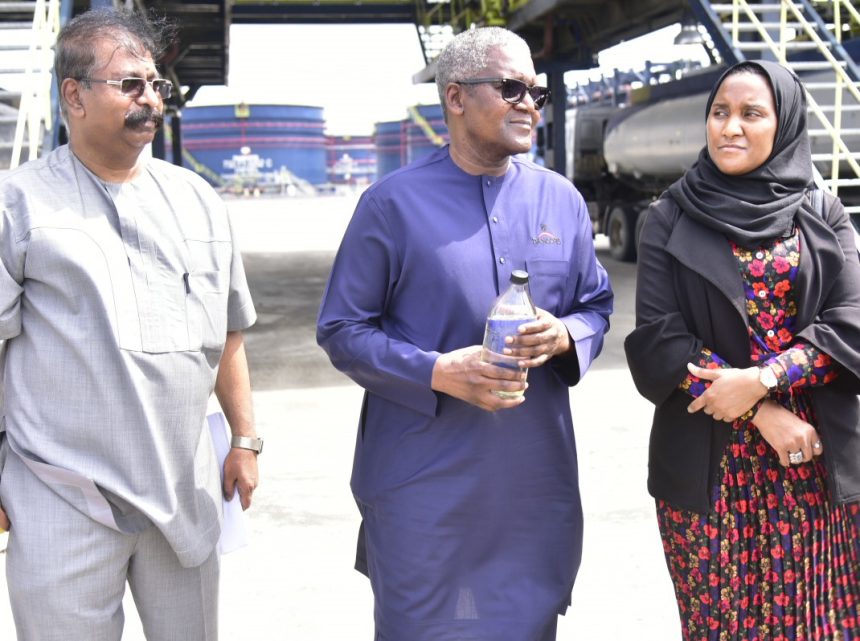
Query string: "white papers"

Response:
xmin=207 ymin=411 xmax=250 ymax=554
xmin=18 ymin=454 xmax=122 ymax=532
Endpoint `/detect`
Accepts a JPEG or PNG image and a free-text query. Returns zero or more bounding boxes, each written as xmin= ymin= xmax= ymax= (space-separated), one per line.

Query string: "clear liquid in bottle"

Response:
xmin=481 ymin=270 xmax=537 ymax=399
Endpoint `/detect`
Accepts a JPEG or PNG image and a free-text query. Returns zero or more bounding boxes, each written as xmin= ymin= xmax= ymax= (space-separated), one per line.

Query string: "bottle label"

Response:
xmin=483 ymin=317 xmax=530 ymax=358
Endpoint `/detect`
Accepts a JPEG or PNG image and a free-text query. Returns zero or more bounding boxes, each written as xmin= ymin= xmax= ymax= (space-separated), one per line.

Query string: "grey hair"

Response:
xmin=55 ymin=7 xmax=175 ymax=116
xmin=435 ymin=27 xmax=532 ymax=121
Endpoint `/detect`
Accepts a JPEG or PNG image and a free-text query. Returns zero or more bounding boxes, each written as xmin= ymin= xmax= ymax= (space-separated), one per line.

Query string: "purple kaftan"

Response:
xmin=317 ymin=146 xmax=613 ymax=641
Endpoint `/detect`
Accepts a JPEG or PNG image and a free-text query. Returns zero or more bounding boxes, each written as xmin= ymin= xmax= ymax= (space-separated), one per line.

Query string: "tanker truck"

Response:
xmin=567 ymin=65 xmax=860 ymax=261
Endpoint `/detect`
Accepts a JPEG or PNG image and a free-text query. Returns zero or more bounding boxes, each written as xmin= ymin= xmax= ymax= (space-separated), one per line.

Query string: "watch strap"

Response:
xmin=231 ymin=435 xmax=264 ymax=454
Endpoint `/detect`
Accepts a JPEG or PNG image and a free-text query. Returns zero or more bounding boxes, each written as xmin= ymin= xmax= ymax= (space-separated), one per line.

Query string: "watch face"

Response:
xmin=760 ymin=367 xmax=778 ymax=390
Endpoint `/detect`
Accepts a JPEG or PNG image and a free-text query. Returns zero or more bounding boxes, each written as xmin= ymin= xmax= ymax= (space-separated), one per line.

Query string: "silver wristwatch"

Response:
xmin=758 ymin=365 xmax=778 ymax=393
xmin=231 ymin=435 xmax=264 ymax=454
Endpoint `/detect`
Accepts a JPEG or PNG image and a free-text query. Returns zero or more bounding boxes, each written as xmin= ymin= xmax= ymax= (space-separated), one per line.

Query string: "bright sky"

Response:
xmin=189 ymin=23 xmax=711 ymax=136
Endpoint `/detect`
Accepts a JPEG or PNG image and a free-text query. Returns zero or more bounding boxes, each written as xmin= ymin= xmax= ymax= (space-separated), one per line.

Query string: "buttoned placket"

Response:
xmin=101 ymin=175 xmax=191 ymax=352
xmin=481 ymin=175 xmax=511 ymax=292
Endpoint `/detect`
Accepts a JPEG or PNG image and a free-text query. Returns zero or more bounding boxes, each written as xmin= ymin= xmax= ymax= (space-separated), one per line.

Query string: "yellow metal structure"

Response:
xmin=407 ymin=104 xmax=445 ymax=147
xmin=232 ymin=0 xmax=411 ymax=4
xmin=181 ymin=148 xmax=225 ymax=186
xmin=724 ymin=0 xmax=860 ymax=201
xmin=10 ymin=0 xmax=60 ymax=170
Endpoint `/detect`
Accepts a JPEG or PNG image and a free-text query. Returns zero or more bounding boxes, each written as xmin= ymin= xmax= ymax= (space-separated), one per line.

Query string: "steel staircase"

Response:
xmin=0 ymin=0 xmax=62 ymax=174
xmin=689 ymin=0 xmax=860 ymax=225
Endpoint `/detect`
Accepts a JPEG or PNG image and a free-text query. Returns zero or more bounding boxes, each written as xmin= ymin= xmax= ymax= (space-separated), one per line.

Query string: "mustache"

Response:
xmin=125 ymin=108 xmax=164 ymax=129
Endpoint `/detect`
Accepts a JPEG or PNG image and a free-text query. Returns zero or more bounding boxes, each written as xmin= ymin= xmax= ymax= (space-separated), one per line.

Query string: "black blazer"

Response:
xmin=625 ymin=193 xmax=860 ymax=513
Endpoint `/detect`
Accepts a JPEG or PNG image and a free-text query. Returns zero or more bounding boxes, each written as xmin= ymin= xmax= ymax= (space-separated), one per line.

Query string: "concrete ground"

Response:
xmin=0 ymin=192 xmax=681 ymax=639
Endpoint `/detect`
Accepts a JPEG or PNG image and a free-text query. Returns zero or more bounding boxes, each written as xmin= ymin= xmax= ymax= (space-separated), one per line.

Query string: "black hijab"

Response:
xmin=668 ymin=59 xmax=814 ymax=247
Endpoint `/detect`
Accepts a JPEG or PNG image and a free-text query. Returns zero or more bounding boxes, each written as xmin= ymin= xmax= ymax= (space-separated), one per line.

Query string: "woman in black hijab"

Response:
xmin=625 ymin=60 xmax=860 ymax=640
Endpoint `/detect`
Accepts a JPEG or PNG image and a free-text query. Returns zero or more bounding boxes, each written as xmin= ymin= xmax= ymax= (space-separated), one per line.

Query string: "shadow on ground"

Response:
xmin=242 ymin=251 xmax=349 ymax=390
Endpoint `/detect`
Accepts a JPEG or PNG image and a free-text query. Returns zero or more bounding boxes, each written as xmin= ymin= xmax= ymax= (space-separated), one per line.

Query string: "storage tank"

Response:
xmin=405 ymin=104 xmax=449 ymax=164
xmin=374 ymin=119 xmax=405 ymax=178
xmin=375 ymin=105 xmax=449 ymax=177
xmin=181 ymin=103 xmax=327 ymax=189
xmin=326 ymin=135 xmax=377 ymax=185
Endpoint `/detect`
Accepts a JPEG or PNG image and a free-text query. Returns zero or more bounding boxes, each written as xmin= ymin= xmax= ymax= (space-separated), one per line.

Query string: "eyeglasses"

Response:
xmin=82 ymin=77 xmax=173 ymax=100
xmin=455 ymin=77 xmax=550 ymax=109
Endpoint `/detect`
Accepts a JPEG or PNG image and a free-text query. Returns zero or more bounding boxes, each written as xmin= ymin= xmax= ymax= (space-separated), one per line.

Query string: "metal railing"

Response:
xmin=722 ymin=0 xmax=860 ymax=202
xmin=9 ymin=0 xmax=60 ymax=170
xmin=817 ymin=0 xmax=860 ymax=35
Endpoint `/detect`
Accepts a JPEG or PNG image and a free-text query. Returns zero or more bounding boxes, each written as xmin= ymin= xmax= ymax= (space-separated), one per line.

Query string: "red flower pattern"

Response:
xmin=774 ymin=279 xmax=792 ymax=298
xmin=773 ymin=255 xmax=791 ymax=273
xmin=749 ymin=259 xmax=766 ymax=277
xmin=662 ymin=233 xmax=860 ymax=640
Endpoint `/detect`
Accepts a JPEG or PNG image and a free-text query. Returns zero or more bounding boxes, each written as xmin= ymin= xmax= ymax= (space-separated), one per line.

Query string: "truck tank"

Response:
xmin=603 ymin=92 xmax=705 ymax=191
xmin=590 ymin=67 xmax=860 ymax=261
xmin=605 ymin=70 xmax=860 ymax=191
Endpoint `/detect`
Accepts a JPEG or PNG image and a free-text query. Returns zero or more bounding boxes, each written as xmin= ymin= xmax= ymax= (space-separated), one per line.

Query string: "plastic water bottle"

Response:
xmin=481 ymin=270 xmax=537 ymax=398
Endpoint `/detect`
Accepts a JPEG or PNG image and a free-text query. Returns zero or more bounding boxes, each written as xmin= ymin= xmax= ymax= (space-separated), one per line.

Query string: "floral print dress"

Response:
xmin=656 ymin=231 xmax=860 ymax=641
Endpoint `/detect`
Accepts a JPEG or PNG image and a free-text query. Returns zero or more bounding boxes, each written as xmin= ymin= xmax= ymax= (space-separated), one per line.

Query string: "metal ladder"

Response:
xmin=689 ymin=0 xmax=860 ymax=221
xmin=0 ymin=0 xmax=61 ymax=172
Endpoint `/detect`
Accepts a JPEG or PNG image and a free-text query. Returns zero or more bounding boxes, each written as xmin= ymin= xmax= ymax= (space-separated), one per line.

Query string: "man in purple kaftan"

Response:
xmin=317 ymin=27 xmax=613 ymax=641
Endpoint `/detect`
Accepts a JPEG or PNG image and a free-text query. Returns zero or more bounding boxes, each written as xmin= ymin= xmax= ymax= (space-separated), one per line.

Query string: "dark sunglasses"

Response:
xmin=456 ymin=77 xmax=550 ymax=109
xmin=83 ymin=77 xmax=173 ymax=100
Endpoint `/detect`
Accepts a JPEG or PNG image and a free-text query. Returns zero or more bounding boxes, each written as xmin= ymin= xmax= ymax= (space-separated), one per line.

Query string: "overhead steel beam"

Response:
xmin=232 ymin=0 xmax=416 ymax=24
xmin=507 ymin=0 xmax=565 ymax=32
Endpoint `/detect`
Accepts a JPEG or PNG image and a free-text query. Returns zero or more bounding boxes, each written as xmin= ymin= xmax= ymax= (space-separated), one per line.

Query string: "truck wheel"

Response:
xmin=607 ymin=206 xmax=637 ymax=262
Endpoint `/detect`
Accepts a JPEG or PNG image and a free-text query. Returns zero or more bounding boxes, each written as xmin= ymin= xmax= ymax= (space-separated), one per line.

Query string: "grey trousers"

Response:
xmin=0 ymin=448 xmax=219 ymax=641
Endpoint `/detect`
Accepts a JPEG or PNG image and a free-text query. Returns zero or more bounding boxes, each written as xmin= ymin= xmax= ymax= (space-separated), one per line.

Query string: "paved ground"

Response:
xmin=0 ymin=192 xmax=682 ymax=639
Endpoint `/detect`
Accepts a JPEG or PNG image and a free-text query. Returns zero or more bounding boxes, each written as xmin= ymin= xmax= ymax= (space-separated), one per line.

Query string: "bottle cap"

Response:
xmin=510 ymin=270 xmax=529 ymax=285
